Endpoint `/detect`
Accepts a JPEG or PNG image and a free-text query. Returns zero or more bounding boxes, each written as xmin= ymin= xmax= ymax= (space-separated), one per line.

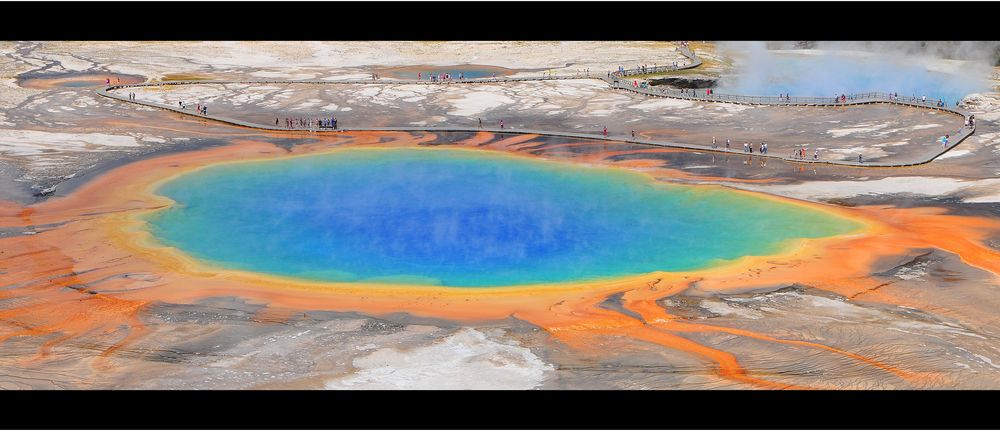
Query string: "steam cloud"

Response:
xmin=715 ymin=41 xmax=998 ymax=102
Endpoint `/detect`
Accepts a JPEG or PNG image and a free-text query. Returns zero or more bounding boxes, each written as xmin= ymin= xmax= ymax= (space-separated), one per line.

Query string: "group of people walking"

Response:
xmin=790 ymin=147 xmax=819 ymax=160
xmin=419 ymin=72 xmax=471 ymax=82
xmin=177 ymin=101 xmax=207 ymax=115
xmin=741 ymin=141 xmax=768 ymax=154
xmin=710 ymin=136 xmax=826 ymax=161
xmin=278 ymin=116 xmax=338 ymax=130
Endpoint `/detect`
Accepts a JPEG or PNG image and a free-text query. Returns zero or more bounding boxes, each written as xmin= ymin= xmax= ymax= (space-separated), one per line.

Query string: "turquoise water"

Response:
xmin=384 ymin=65 xmax=510 ymax=80
xmin=146 ymin=148 xmax=861 ymax=287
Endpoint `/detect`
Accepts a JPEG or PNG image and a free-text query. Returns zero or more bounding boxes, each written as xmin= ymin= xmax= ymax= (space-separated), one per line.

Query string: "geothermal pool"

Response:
xmin=716 ymin=52 xmax=988 ymax=104
xmin=378 ymin=64 xmax=516 ymax=80
xmin=146 ymin=148 xmax=861 ymax=287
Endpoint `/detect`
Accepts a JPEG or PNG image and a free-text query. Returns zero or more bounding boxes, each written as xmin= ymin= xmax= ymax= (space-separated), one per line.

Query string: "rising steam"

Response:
xmin=714 ymin=41 xmax=998 ymax=102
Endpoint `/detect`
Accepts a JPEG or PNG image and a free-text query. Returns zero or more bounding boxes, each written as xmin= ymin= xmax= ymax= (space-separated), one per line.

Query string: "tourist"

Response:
xmin=859 ymin=154 xmax=863 ymax=163
xmin=712 ymin=136 xmax=717 ymax=148
xmin=942 ymin=134 xmax=949 ymax=147
xmin=814 ymin=149 xmax=819 ymax=160
xmin=743 ymin=142 xmax=748 ymax=153
xmin=726 ymin=138 xmax=730 ymax=150
xmin=479 ymin=118 xmax=482 ymax=128
xmin=603 ymin=126 xmax=607 ymax=137
xmin=500 ymin=120 xmax=504 ymax=129
xmin=632 ymin=130 xmax=636 ymax=139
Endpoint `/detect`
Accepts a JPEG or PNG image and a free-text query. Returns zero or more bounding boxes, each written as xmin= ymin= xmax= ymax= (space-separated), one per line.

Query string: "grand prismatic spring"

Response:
xmin=146 ymin=148 xmax=861 ymax=287
xmin=1 ymin=41 xmax=1000 ymax=390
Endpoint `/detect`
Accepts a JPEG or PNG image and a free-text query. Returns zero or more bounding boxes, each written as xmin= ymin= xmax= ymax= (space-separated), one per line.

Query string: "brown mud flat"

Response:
xmin=1 ymin=131 xmax=999 ymax=389
xmin=159 ymin=73 xmax=213 ymax=81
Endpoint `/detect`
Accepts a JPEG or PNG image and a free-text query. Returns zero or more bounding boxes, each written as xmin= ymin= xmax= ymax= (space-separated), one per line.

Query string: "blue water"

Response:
xmin=717 ymin=53 xmax=988 ymax=104
xmin=146 ymin=148 xmax=861 ymax=287
xmin=388 ymin=65 xmax=508 ymax=80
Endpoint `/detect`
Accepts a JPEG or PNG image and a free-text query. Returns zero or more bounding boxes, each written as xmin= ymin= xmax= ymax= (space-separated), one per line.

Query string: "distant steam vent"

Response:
xmin=716 ymin=41 xmax=995 ymax=102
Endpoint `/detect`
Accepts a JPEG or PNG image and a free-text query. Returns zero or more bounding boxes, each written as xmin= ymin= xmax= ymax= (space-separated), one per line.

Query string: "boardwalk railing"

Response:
xmin=96 ymin=42 xmax=976 ymax=168
xmin=609 ymin=84 xmax=967 ymax=112
xmin=611 ymin=45 xmax=703 ymax=78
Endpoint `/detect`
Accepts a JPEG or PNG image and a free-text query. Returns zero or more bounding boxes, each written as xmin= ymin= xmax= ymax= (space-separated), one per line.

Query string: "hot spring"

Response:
xmin=716 ymin=51 xmax=989 ymax=104
xmin=145 ymin=148 xmax=862 ymax=287
xmin=378 ymin=64 xmax=517 ymax=80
